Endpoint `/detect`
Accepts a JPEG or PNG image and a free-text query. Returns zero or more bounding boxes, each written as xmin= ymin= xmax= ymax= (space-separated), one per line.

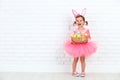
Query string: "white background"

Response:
xmin=0 ymin=0 xmax=120 ymax=72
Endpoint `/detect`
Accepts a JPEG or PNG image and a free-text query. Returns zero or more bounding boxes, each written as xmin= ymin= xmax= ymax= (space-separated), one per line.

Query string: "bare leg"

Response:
xmin=80 ymin=56 xmax=86 ymax=74
xmin=72 ymin=57 xmax=79 ymax=73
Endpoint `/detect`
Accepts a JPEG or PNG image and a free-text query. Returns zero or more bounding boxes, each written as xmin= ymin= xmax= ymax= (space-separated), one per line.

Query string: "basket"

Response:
xmin=71 ymin=33 xmax=88 ymax=43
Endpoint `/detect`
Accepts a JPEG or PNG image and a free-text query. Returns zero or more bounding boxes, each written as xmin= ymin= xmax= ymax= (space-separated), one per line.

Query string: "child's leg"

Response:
xmin=80 ymin=56 xmax=86 ymax=75
xmin=72 ymin=57 xmax=79 ymax=74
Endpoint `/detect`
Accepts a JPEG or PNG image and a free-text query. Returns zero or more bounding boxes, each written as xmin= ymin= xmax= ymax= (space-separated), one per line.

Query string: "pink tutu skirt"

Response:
xmin=64 ymin=40 xmax=97 ymax=57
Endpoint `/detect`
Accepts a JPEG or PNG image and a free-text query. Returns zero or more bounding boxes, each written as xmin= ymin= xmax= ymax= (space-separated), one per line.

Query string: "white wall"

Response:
xmin=0 ymin=0 xmax=120 ymax=72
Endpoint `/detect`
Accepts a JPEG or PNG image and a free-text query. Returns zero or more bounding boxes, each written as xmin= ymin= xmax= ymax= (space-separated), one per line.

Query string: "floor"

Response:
xmin=0 ymin=73 xmax=120 ymax=80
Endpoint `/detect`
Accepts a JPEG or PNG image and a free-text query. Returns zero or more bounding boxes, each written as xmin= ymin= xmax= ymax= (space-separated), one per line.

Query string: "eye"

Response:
xmin=76 ymin=20 xmax=79 ymax=22
xmin=80 ymin=20 xmax=83 ymax=22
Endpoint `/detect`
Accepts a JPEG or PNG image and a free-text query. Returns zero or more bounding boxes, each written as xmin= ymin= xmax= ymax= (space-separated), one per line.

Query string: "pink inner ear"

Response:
xmin=72 ymin=9 xmax=80 ymax=17
xmin=81 ymin=8 xmax=87 ymax=16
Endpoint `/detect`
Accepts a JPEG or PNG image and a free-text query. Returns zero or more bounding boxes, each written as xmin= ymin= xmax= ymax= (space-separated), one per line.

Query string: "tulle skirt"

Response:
xmin=64 ymin=40 xmax=97 ymax=57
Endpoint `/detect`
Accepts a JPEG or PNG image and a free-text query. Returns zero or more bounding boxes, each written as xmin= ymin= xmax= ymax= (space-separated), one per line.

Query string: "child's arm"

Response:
xmin=86 ymin=29 xmax=91 ymax=39
xmin=71 ymin=26 xmax=78 ymax=34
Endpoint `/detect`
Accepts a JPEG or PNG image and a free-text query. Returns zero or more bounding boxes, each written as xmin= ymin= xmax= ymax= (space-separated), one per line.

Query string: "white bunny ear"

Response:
xmin=81 ymin=8 xmax=87 ymax=16
xmin=72 ymin=9 xmax=80 ymax=18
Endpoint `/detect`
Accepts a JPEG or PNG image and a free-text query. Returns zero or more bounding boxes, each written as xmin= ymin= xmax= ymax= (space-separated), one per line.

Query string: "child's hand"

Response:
xmin=71 ymin=38 xmax=74 ymax=43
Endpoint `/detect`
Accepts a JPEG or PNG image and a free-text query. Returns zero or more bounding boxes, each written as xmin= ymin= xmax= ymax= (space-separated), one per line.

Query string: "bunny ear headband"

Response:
xmin=72 ymin=8 xmax=87 ymax=18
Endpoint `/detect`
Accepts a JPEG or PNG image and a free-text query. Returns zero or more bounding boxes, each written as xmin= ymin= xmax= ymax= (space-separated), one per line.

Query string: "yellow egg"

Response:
xmin=84 ymin=33 xmax=88 ymax=36
xmin=77 ymin=34 xmax=81 ymax=38
xmin=73 ymin=34 xmax=77 ymax=38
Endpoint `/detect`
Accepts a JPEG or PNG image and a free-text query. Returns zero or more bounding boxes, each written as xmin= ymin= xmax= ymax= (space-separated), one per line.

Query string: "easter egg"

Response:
xmin=73 ymin=34 xmax=77 ymax=38
xmin=77 ymin=32 xmax=80 ymax=34
xmin=84 ymin=33 xmax=88 ymax=36
xmin=77 ymin=34 xmax=81 ymax=38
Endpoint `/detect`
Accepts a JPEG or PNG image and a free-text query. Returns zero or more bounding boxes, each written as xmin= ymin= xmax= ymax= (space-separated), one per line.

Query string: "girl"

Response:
xmin=64 ymin=9 xmax=97 ymax=77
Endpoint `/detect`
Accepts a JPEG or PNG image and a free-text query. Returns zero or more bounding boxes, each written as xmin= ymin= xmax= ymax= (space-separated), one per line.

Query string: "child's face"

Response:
xmin=75 ymin=17 xmax=85 ymax=27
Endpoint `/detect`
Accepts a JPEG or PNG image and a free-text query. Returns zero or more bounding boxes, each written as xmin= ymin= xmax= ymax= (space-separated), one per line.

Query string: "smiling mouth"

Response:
xmin=78 ymin=24 xmax=81 ymax=26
